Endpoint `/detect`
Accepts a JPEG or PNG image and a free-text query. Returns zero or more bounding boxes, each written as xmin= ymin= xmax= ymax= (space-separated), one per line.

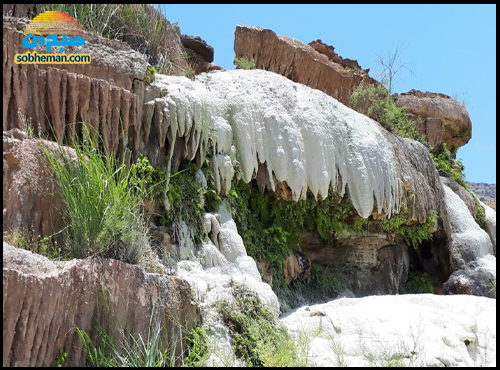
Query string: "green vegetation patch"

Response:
xmin=217 ymin=282 xmax=307 ymax=367
xmin=227 ymin=180 xmax=438 ymax=305
xmin=350 ymin=84 xmax=426 ymax=142
xmin=401 ymin=271 xmax=440 ymax=294
xmin=41 ymin=125 xmax=148 ymax=263
xmin=4 ymin=229 xmax=62 ymax=260
xmin=234 ymin=57 xmax=256 ymax=70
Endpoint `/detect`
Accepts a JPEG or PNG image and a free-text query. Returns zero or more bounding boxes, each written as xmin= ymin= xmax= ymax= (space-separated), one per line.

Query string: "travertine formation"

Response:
xmin=394 ymin=90 xmax=472 ymax=151
xmin=281 ymin=294 xmax=496 ymax=367
xmin=152 ymin=70 xmax=443 ymax=222
xmin=234 ymin=25 xmax=378 ymax=106
xmin=3 ymin=242 xmax=200 ymax=367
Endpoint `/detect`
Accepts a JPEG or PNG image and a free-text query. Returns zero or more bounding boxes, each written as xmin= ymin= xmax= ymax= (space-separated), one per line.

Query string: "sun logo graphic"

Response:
xmin=16 ymin=10 xmax=91 ymax=64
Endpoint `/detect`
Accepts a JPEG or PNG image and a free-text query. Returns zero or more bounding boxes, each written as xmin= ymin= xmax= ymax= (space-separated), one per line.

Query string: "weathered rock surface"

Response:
xmin=308 ymin=39 xmax=370 ymax=74
xmin=234 ymin=25 xmax=378 ymax=107
xmin=444 ymin=254 xmax=496 ymax=298
xmin=394 ymin=89 xmax=472 ymax=151
xmin=3 ymin=129 xmax=69 ymax=241
xmin=3 ymin=242 xmax=200 ymax=367
xmin=482 ymin=202 xmax=496 ymax=253
xmin=302 ymin=232 xmax=409 ymax=296
xmin=281 ymin=294 xmax=496 ymax=367
xmin=184 ymin=48 xmax=224 ymax=75
xmin=3 ymin=17 xmax=143 ymax=148
xmin=181 ymin=35 xmax=223 ymax=75
xmin=181 ymin=35 xmax=214 ymax=63
xmin=3 ymin=4 xmax=37 ymax=18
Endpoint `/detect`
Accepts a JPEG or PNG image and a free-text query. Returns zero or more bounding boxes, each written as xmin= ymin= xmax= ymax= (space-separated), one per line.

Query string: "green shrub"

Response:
xmin=41 ymin=125 xmax=147 ymax=263
xmin=161 ymin=164 xmax=205 ymax=239
xmin=146 ymin=65 xmax=157 ymax=83
xmin=350 ymin=84 xmax=426 ymax=143
xmin=227 ymin=180 xmax=438 ymax=305
xmin=234 ymin=57 xmax=256 ymax=70
xmin=217 ymin=282 xmax=306 ymax=367
xmin=183 ymin=326 xmax=210 ymax=366
xmin=430 ymin=143 xmax=467 ymax=188
xmin=381 ymin=209 xmax=438 ymax=248
xmin=474 ymin=197 xmax=487 ymax=230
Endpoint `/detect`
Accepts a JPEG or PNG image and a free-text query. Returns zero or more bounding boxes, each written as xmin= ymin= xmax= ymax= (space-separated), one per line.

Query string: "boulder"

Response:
xmin=184 ymin=48 xmax=224 ymax=75
xmin=3 ymin=242 xmax=200 ymax=367
xmin=181 ymin=35 xmax=214 ymax=63
xmin=393 ymin=89 xmax=472 ymax=151
xmin=234 ymin=25 xmax=378 ymax=106
xmin=444 ymin=254 xmax=496 ymax=298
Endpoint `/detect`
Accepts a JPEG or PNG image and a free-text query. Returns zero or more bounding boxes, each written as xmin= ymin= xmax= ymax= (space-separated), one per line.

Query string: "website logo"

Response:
xmin=15 ymin=10 xmax=91 ymax=64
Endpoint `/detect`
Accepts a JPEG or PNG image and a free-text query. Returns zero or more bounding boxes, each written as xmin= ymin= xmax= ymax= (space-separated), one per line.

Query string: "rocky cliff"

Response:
xmin=2 ymin=9 xmax=496 ymax=368
xmin=3 ymin=242 xmax=200 ymax=367
xmin=234 ymin=25 xmax=378 ymax=107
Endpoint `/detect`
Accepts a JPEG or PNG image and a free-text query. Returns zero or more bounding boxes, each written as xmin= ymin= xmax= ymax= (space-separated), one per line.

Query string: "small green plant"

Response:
xmin=41 ymin=124 xmax=148 ymax=263
xmin=234 ymin=57 xmax=256 ymax=70
xmin=4 ymin=230 xmax=62 ymax=260
xmin=459 ymin=129 xmax=471 ymax=138
xmin=161 ymin=163 xmax=206 ymax=240
xmin=474 ymin=197 xmax=487 ymax=230
xmin=53 ymin=348 xmax=67 ymax=367
xmin=344 ymin=66 xmax=357 ymax=73
xmin=146 ymin=65 xmax=157 ymax=83
xmin=183 ymin=325 xmax=210 ymax=366
xmin=401 ymin=271 xmax=439 ymax=294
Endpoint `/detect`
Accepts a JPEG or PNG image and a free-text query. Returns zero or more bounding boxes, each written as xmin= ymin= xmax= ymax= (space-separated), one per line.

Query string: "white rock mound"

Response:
xmin=281 ymin=294 xmax=496 ymax=367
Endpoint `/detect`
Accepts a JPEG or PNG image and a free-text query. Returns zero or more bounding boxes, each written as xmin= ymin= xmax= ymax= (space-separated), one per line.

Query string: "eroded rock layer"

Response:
xmin=3 ymin=242 xmax=200 ymax=367
xmin=234 ymin=25 xmax=378 ymax=107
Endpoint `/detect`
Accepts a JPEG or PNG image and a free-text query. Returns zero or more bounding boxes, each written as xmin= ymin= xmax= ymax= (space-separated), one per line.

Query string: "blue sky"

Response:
xmin=164 ymin=4 xmax=496 ymax=184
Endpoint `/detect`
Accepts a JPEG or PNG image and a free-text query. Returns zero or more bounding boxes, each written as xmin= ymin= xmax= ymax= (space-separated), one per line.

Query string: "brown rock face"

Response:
xmin=184 ymin=48 xmax=224 ymax=75
xmin=301 ymin=232 xmax=410 ymax=296
xmin=3 ymin=4 xmax=37 ymax=18
xmin=3 ymin=16 xmax=192 ymax=168
xmin=283 ymin=251 xmax=312 ymax=284
xmin=234 ymin=25 xmax=378 ymax=106
xmin=393 ymin=89 xmax=472 ymax=151
xmin=3 ymin=130 xmax=69 ymax=242
xmin=3 ymin=242 xmax=201 ymax=367
xmin=181 ymin=35 xmax=214 ymax=63
xmin=181 ymin=35 xmax=223 ymax=75
xmin=308 ymin=39 xmax=370 ymax=74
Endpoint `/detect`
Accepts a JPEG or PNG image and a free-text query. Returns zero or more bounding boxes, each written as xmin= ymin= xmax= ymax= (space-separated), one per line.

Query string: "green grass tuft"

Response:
xmin=41 ymin=124 xmax=148 ymax=263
